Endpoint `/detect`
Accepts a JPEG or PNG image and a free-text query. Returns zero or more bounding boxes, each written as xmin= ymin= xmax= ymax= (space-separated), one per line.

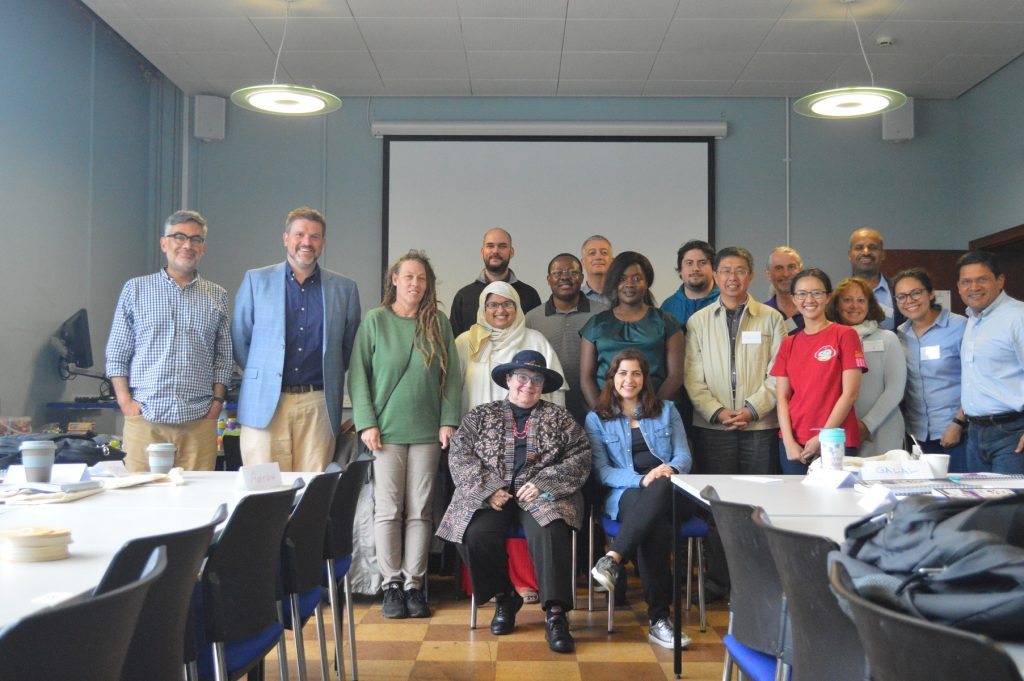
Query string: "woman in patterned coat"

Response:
xmin=437 ymin=349 xmax=590 ymax=653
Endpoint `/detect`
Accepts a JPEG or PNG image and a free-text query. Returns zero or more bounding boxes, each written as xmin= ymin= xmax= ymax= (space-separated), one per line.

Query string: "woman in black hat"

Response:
xmin=437 ymin=349 xmax=591 ymax=653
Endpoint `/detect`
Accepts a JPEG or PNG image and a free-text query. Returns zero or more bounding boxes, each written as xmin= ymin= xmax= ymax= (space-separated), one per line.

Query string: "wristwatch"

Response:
xmin=952 ymin=417 xmax=968 ymax=428
xmin=211 ymin=396 xmax=226 ymax=404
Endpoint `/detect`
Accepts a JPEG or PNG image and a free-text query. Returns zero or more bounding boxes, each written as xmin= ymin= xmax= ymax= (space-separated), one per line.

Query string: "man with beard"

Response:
xmin=449 ymin=227 xmax=542 ymax=336
xmin=848 ymin=227 xmax=905 ymax=330
xmin=232 ymin=207 xmax=361 ymax=472
xmin=763 ymin=246 xmax=805 ymax=334
xmin=580 ymin=235 xmax=613 ymax=305
xmin=106 ymin=210 xmax=232 ymax=472
xmin=661 ymin=240 xmax=719 ymax=327
xmin=526 ymin=253 xmax=609 ymax=424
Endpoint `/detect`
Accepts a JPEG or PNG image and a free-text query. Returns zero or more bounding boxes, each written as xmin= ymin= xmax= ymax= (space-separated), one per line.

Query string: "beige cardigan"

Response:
xmin=683 ymin=297 xmax=787 ymax=431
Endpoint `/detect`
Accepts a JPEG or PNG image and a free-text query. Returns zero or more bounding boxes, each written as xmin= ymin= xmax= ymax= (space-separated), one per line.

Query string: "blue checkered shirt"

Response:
xmin=105 ymin=269 xmax=233 ymax=424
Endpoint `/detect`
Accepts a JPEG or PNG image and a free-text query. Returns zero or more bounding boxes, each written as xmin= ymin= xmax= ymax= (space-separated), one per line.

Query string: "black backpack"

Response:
xmin=0 ymin=434 xmax=126 ymax=470
xmin=829 ymin=493 xmax=1024 ymax=640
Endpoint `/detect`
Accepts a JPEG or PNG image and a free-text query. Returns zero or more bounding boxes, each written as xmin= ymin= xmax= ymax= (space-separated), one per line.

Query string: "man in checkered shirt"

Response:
xmin=105 ymin=210 xmax=232 ymax=472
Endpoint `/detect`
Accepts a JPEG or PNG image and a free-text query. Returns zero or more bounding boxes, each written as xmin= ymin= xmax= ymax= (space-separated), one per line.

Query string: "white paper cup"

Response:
xmin=147 ymin=443 xmax=177 ymax=474
xmin=19 ymin=441 xmax=57 ymax=483
xmin=922 ymin=453 xmax=950 ymax=479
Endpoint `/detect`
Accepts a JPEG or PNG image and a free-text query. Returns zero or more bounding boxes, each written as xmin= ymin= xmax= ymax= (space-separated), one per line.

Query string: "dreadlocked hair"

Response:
xmin=381 ymin=250 xmax=450 ymax=399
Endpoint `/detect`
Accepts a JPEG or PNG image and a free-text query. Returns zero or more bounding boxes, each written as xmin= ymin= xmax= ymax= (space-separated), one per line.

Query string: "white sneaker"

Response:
xmin=648 ymin=617 xmax=691 ymax=649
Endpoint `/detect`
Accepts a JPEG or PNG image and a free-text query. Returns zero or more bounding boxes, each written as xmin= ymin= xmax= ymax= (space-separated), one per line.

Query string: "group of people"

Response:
xmin=105 ymin=209 xmax=1024 ymax=655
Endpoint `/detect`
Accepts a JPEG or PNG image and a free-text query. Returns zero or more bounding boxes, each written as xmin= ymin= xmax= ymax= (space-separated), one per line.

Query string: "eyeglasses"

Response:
xmin=716 ymin=267 xmax=750 ymax=277
xmin=164 ymin=232 xmax=206 ymax=245
xmin=894 ymin=288 xmax=926 ymax=304
xmin=485 ymin=300 xmax=516 ymax=311
xmin=792 ymin=290 xmax=828 ymax=301
xmin=548 ymin=269 xmax=582 ymax=279
xmin=510 ymin=372 xmax=544 ymax=386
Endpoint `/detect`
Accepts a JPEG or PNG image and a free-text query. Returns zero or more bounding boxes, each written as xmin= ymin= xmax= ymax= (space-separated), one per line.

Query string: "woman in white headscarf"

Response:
xmin=455 ymin=281 xmax=567 ymax=416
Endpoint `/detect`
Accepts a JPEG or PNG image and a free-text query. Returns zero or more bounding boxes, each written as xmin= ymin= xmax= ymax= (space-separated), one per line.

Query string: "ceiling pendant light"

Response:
xmin=230 ymin=1 xmax=341 ymax=116
xmin=793 ymin=0 xmax=906 ymax=119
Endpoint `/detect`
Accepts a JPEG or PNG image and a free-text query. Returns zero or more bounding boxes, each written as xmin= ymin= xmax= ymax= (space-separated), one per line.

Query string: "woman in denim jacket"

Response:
xmin=584 ymin=349 xmax=693 ymax=649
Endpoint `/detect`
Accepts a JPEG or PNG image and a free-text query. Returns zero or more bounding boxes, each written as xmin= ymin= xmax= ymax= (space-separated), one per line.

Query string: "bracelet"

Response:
xmin=952 ymin=417 xmax=968 ymax=428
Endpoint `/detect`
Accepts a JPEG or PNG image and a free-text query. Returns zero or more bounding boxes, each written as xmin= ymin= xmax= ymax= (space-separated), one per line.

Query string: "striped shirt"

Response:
xmin=105 ymin=269 xmax=233 ymax=424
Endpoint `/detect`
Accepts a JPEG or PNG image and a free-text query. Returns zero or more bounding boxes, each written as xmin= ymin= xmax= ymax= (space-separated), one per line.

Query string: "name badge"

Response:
xmin=741 ymin=331 xmax=762 ymax=345
xmin=920 ymin=345 xmax=941 ymax=361
xmin=863 ymin=339 xmax=885 ymax=353
xmin=784 ymin=317 xmax=798 ymax=333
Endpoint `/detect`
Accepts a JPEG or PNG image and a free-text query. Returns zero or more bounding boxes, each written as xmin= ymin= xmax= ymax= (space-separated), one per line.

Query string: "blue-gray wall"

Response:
xmin=2 ymin=0 xmax=1021 ymax=426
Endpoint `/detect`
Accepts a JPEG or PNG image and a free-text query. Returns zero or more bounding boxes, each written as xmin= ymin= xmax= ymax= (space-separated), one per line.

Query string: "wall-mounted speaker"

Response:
xmin=194 ymin=95 xmax=225 ymax=141
xmin=882 ymin=97 xmax=914 ymax=143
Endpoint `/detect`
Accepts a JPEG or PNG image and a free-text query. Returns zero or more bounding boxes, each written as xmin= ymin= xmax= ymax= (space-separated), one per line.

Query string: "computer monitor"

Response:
xmin=58 ymin=308 xmax=93 ymax=369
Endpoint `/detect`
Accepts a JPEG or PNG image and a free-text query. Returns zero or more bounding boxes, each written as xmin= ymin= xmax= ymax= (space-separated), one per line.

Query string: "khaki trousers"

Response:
xmin=240 ymin=391 xmax=335 ymax=472
xmin=122 ymin=415 xmax=218 ymax=472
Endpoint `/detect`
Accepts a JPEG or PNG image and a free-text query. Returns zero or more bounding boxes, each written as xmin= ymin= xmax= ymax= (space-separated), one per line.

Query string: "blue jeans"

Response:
xmin=778 ymin=440 xmax=859 ymax=475
xmin=919 ymin=438 xmax=968 ymax=473
xmin=966 ymin=414 xmax=1024 ymax=474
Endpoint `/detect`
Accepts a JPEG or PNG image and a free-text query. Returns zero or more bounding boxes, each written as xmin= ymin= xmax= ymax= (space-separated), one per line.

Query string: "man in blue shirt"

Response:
xmin=233 ymin=208 xmax=361 ymax=472
xmin=660 ymin=240 xmax=720 ymax=327
xmin=106 ymin=210 xmax=232 ymax=472
xmin=848 ymin=227 xmax=905 ymax=331
xmin=956 ymin=251 xmax=1024 ymax=473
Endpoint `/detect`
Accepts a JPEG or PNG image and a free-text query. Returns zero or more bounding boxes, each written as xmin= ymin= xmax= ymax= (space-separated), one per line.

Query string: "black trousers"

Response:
xmin=457 ymin=502 xmax=574 ymax=610
xmin=608 ymin=476 xmax=678 ymax=622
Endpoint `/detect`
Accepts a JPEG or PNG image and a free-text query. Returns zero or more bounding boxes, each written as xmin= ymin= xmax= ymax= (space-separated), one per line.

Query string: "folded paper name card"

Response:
xmin=801 ymin=468 xmax=855 ymax=488
xmin=237 ymin=462 xmax=283 ymax=491
xmin=4 ymin=463 xmax=90 ymax=484
xmin=860 ymin=459 xmax=934 ymax=482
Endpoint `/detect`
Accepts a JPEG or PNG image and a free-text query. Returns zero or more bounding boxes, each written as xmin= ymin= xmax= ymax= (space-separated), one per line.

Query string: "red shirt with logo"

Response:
xmin=770 ymin=322 xmax=867 ymax=447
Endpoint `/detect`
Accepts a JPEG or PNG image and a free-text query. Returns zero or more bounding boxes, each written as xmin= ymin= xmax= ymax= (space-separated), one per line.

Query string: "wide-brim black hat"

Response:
xmin=491 ymin=349 xmax=564 ymax=393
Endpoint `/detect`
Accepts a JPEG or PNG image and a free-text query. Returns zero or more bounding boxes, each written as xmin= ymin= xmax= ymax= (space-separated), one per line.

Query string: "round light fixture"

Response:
xmin=230 ymin=84 xmax=342 ymax=116
xmin=793 ymin=86 xmax=907 ymax=119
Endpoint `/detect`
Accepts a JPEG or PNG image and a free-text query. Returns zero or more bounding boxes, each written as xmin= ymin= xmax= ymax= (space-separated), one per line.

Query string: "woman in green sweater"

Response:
xmin=349 ymin=250 xmax=463 ymax=619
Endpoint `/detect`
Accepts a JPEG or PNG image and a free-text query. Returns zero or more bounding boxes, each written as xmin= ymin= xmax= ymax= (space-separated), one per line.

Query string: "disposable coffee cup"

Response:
xmin=147 ymin=443 xmax=177 ymax=474
xmin=19 ymin=441 xmax=57 ymax=483
xmin=922 ymin=453 xmax=950 ymax=479
xmin=818 ymin=428 xmax=846 ymax=471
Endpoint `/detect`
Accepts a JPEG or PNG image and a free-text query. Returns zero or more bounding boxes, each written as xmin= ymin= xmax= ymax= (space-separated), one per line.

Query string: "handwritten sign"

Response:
xmin=860 ymin=459 xmax=934 ymax=482
xmin=237 ymin=463 xmax=283 ymax=491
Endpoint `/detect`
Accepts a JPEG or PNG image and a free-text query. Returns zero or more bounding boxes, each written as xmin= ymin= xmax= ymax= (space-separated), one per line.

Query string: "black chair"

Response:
xmin=323 ymin=457 xmax=373 ymax=681
xmin=95 ymin=504 xmax=228 ymax=681
xmin=0 ymin=546 xmax=167 ymax=681
xmin=193 ymin=480 xmax=302 ymax=681
xmin=278 ymin=469 xmax=341 ymax=681
xmin=754 ymin=509 xmax=868 ymax=681
xmin=701 ymin=486 xmax=790 ymax=681
xmin=830 ymin=561 xmax=1023 ymax=681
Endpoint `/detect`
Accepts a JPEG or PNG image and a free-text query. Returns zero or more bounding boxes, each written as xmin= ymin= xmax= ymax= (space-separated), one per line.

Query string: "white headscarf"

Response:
xmin=464 ymin=281 xmax=527 ymax=362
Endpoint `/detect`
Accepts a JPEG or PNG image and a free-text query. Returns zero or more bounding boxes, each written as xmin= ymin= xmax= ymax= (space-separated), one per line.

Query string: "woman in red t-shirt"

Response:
xmin=770 ymin=268 xmax=867 ymax=474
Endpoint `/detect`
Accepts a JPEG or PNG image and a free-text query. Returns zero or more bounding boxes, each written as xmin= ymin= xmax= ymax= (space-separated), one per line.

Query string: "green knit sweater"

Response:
xmin=348 ymin=306 xmax=462 ymax=444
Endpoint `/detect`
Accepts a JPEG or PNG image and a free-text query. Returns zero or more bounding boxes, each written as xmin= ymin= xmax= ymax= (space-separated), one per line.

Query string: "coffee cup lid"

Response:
xmin=19 ymin=440 xmax=57 ymax=451
xmin=147 ymin=443 xmax=177 ymax=453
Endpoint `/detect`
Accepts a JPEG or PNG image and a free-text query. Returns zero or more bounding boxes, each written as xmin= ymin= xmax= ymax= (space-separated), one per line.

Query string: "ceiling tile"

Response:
xmin=467 ymin=51 xmax=561 ymax=79
xmin=921 ymin=53 xmax=1012 ymax=82
xmin=827 ymin=52 xmax=943 ymax=84
xmin=106 ymin=18 xmax=173 ymax=51
xmin=457 ymin=0 xmax=568 ymax=19
xmin=116 ymin=0 xmax=254 ymax=19
xmin=563 ymin=19 xmax=670 ymax=51
xmin=141 ymin=18 xmax=270 ymax=52
xmin=892 ymin=0 xmax=1017 ymax=21
xmin=146 ymin=51 xmax=207 ymax=84
xmin=83 ymin=2 xmax=138 ymax=21
xmin=906 ymin=81 xmax=971 ymax=98
xmin=279 ymin=51 xmax=380 ymax=80
xmin=471 ymin=78 xmax=559 ymax=94
xmin=373 ymin=51 xmax=469 ymax=78
xmin=737 ymin=52 xmax=846 ymax=81
xmin=956 ymin=21 xmax=1024 ymax=55
xmin=1006 ymin=0 xmax=1024 ymax=18
xmin=346 ymin=0 xmax=459 ymax=18
xmin=673 ymin=0 xmax=790 ymax=20
xmin=460 ymin=18 xmax=567 ymax=50
xmin=650 ymin=52 xmax=752 ymax=80
xmin=250 ymin=18 xmax=366 ymax=51
xmin=781 ymin=0 xmax=901 ymax=20
xmin=355 ymin=17 xmax=464 ymax=50
xmin=383 ymin=78 xmax=472 ymax=94
xmin=559 ymin=51 xmax=658 ymax=79
xmin=864 ymin=20 xmax=978 ymax=54
xmin=728 ymin=80 xmax=824 ymax=96
xmin=642 ymin=79 xmax=735 ymax=95
xmin=557 ymin=78 xmax=645 ymax=95
xmin=661 ymin=18 xmax=776 ymax=52
xmin=180 ymin=51 xmax=281 ymax=80
xmin=567 ymin=0 xmax=680 ymax=19
xmin=760 ymin=19 xmax=883 ymax=53
xmin=305 ymin=77 xmax=386 ymax=95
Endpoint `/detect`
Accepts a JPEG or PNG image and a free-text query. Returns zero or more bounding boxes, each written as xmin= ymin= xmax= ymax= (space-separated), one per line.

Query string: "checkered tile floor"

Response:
xmin=262 ymin=576 xmax=731 ymax=680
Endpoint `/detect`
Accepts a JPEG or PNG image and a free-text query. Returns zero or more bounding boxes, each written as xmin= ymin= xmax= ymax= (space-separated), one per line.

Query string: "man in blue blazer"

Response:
xmin=232 ymin=207 xmax=361 ymax=471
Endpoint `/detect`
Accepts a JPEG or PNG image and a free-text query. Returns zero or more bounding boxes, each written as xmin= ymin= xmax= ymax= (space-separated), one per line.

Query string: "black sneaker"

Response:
xmin=381 ymin=582 xmax=407 ymax=619
xmin=545 ymin=611 xmax=575 ymax=653
xmin=490 ymin=591 xmax=524 ymax=635
xmin=405 ymin=587 xmax=431 ymax=618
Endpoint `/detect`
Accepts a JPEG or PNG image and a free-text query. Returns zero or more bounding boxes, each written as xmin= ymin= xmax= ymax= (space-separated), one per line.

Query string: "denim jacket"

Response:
xmin=584 ymin=401 xmax=692 ymax=520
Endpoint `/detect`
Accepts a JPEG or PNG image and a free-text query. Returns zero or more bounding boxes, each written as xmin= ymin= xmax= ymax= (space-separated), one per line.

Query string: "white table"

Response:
xmin=0 ymin=471 xmax=309 ymax=625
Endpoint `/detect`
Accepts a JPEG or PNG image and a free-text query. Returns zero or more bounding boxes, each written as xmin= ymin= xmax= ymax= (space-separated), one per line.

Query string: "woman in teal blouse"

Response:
xmin=348 ymin=250 xmax=462 ymax=620
xmin=579 ymin=251 xmax=685 ymax=410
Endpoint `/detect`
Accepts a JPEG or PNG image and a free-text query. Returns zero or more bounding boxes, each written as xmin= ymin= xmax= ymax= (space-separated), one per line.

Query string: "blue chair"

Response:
xmin=589 ymin=513 xmax=709 ymax=633
xmin=323 ymin=457 xmax=374 ymax=680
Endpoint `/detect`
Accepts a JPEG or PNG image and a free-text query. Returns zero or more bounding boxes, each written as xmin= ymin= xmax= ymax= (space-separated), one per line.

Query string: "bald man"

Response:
xmin=848 ymin=227 xmax=904 ymax=330
xmin=449 ymin=227 xmax=543 ymax=336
